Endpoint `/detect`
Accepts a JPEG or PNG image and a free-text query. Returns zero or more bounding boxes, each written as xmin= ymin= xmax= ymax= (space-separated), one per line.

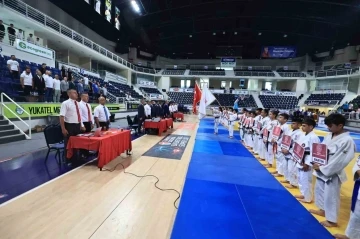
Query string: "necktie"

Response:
xmin=86 ymin=103 xmax=91 ymax=122
xmin=103 ymin=106 xmax=109 ymax=121
xmin=74 ymin=101 xmax=81 ymax=123
xmin=351 ymin=179 xmax=360 ymax=212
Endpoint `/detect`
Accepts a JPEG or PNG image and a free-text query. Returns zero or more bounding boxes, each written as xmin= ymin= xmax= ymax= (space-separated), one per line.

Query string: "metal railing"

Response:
xmin=0 ymin=93 xmax=31 ymax=139
xmin=234 ymin=71 xmax=275 ymax=77
xmin=236 ymin=66 xmax=272 ymax=71
xmin=0 ymin=0 xmax=158 ymax=75
xmin=315 ymin=69 xmax=354 ymax=78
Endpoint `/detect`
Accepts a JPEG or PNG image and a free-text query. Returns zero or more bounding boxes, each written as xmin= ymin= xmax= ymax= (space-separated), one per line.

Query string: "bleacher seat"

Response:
xmin=304 ymin=93 xmax=345 ymax=105
xmin=162 ymin=70 xmax=185 ymax=75
xmin=259 ymin=95 xmax=299 ymax=109
xmin=167 ymin=92 xmax=193 ymax=104
xmin=234 ymin=69 xmax=275 ymax=77
xmin=189 ymin=69 xmax=225 ymax=76
xmin=140 ymin=87 xmax=162 ymax=95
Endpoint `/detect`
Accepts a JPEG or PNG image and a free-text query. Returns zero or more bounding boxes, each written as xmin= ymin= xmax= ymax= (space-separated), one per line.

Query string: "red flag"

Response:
xmin=193 ymin=82 xmax=202 ymax=114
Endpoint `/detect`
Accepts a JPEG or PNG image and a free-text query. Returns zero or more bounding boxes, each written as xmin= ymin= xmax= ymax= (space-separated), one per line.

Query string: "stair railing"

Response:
xmin=0 ymin=93 xmax=31 ymax=139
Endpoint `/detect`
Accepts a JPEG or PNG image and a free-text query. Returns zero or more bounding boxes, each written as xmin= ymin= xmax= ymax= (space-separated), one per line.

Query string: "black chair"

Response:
xmin=44 ymin=124 xmax=65 ymax=164
xmin=127 ymin=115 xmax=139 ymax=133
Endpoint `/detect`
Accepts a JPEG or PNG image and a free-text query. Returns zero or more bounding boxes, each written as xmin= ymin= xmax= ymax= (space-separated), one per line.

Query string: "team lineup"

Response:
xmin=211 ymin=107 xmax=360 ymax=239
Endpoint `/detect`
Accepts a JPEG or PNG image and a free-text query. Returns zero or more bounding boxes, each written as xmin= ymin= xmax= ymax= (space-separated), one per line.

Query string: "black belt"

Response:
xmin=65 ymin=122 xmax=80 ymax=125
xmin=215 ymin=117 xmax=219 ymax=118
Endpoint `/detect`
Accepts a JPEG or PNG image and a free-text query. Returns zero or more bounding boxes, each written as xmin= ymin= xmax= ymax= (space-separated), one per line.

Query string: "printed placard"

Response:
xmin=257 ymin=122 xmax=262 ymax=130
xmin=311 ymin=143 xmax=328 ymax=166
xmin=281 ymin=135 xmax=292 ymax=150
xmin=263 ymin=128 xmax=269 ymax=141
xmin=293 ymin=142 xmax=305 ymax=164
xmin=272 ymin=126 xmax=282 ymax=141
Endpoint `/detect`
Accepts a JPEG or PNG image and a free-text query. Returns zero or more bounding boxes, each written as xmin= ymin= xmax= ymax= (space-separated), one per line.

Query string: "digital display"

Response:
xmin=105 ymin=0 xmax=112 ymax=22
xmin=115 ymin=6 xmax=120 ymax=30
xmin=261 ymin=46 xmax=297 ymax=58
xmin=94 ymin=0 xmax=101 ymax=14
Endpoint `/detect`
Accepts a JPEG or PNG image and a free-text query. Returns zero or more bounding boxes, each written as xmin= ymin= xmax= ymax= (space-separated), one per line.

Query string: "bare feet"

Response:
xmin=264 ymin=164 xmax=272 ymax=168
xmin=280 ymin=180 xmax=289 ymax=184
xmin=320 ymin=220 xmax=338 ymax=227
xmin=273 ymin=173 xmax=282 ymax=177
xmin=298 ymin=198 xmax=312 ymax=203
xmin=286 ymin=185 xmax=297 ymax=189
xmin=271 ymin=171 xmax=278 ymax=174
xmin=294 ymin=195 xmax=304 ymax=199
xmin=309 ymin=209 xmax=325 ymax=217
xmin=333 ymin=234 xmax=349 ymax=239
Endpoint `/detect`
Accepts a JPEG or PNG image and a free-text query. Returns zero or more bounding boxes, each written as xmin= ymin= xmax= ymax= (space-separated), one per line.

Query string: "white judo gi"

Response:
xmin=345 ymin=159 xmax=360 ymax=239
xmin=264 ymin=119 xmax=279 ymax=165
xmin=275 ymin=123 xmax=290 ymax=175
xmin=228 ymin=113 xmax=237 ymax=137
xmin=244 ymin=118 xmax=255 ymax=148
xmin=252 ymin=115 xmax=262 ymax=154
xmin=238 ymin=114 xmax=245 ymax=142
xmin=259 ymin=116 xmax=270 ymax=160
xmin=213 ymin=109 xmax=221 ymax=134
xmin=295 ymin=131 xmax=320 ymax=202
xmin=282 ymin=129 xmax=303 ymax=186
xmin=313 ymin=132 xmax=355 ymax=223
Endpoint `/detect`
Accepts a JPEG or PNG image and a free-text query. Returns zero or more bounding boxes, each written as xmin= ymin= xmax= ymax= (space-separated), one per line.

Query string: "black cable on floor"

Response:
xmin=102 ymin=162 xmax=181 ymax=209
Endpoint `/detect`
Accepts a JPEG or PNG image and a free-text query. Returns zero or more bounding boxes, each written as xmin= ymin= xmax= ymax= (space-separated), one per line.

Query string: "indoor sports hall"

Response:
xmin=1 ymin=0 xmax=360 ymax=239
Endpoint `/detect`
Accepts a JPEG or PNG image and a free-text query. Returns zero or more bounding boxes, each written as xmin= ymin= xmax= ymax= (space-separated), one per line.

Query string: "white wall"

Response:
xmin=158 ymin=76 xmax=170 ymax=91
xmin=1 ymin=44 xmax=55 ymax=67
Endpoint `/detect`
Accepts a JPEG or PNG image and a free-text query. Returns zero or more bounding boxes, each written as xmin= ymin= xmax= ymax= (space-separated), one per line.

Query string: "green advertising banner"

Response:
xmin=3 ymin=103 xmax=121 ymax=119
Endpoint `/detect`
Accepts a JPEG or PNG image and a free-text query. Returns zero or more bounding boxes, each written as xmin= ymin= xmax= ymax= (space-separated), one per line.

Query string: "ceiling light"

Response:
xmin=213 ymin=32 xmax=216 ymax=36
xmin=234 ymin=32 xmax=237 ymax=35
xmin=131 ymin=0 xmax=141 ymax=13
xmin=258 ymin=32 xmax=262 ymax=36
xmin=208 ymin=52 xmax=210 ymax=55
xmin=189 ymin=35 xmax=192 ymax=38
xmin=347 ymin=43 xmax=350 ymax=46
xmin=331 ymin=47 xmax=334 ymax=49
xmin=223 ymin=31 xmax=225 ymax=34
xmin=283 ymin=34 xmax=287 ymax=38
xmin=173 ymin=53 xmax=175 ymax=54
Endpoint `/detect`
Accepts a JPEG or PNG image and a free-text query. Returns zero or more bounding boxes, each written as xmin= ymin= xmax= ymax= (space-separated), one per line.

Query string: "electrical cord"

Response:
xmin=102 ymin=161 xmax=181 ymax=209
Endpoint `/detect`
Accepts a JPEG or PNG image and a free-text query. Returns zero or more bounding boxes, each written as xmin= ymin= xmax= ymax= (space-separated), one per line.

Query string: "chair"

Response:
xmin=44 ymin=124 xmax=65 ymax=164
xmin=127 ymin=115 xmax=138 ymax=133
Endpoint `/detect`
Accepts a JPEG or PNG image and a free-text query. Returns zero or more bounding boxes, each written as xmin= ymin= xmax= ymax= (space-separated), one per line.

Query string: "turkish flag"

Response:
xmin=193 ymin=83 xmax=202 ymax=114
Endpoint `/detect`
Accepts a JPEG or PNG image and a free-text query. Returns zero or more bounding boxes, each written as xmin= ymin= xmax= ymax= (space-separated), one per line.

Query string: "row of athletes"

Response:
xmin=211 ymin=106 xmax=359 ymax=239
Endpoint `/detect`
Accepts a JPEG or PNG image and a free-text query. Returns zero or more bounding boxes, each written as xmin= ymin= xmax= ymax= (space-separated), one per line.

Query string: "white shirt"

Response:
xmin=84 ymin=77 xmax=89 ymax=85
xmin=27 ymin=36 xmax=34 ymax=44
xmin=60 ymin=99 xmax=84 ymax=127
xmin=44 ymin=75 xmax=54 ymax=88
xmin=102 ymin=87 xmax=107 ymax=96
xmin=20 ymin=71 xmax=33 ymax=86
xmin=95 ymin=1 xmax=101 ymax=13
xmin=144 ymin=104 xmax=151 ymax=117
xmin=94 ymin=104 xmax=111 ymax=122
xmin=7 ymin=60 xmax=19 ymax=71
xmin=79 ymin=100 xmax=94 ymax=123
xmin=53 ymin=79 xmax=61 ymax=90
xmin=16 ymin=32 xmax=23 ymax=40
xmin=35 ymin=40 xmax=40 ymax=46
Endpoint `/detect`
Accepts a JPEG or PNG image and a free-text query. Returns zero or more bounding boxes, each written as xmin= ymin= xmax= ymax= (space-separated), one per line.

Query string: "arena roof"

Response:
xmin=53 ymin=0 xmax=360 ymax=59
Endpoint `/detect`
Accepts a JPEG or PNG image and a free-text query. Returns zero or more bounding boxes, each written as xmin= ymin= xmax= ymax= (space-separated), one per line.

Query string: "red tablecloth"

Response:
xmin=66 ymin=129 xmax=132 ymax=169
xmin=165 ymin=118 xmax=173 ymax=128
xmin=143 ymin=120 xmax=167 ymax=136
xmin=173 ymin=112 xmax=184 ymax=121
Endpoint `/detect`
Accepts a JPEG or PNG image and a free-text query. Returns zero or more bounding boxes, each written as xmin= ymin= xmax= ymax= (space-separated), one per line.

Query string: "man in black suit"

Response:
xmin=162 ymin=101 xmax=170 ymax=118
xmin=151 ymin=101 xmax=157 ymax=118
xmin=137 ymin=99 xmax=145 ymax=133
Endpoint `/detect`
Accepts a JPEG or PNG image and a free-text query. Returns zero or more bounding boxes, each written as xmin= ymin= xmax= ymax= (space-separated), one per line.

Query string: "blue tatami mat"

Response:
xmin=193 ymin=140 xmax=223 ymax=155
xmin=236 ymin=185 xmax=333 ymax=239
xmin=171 ymin=179 xmax=256 ymax=239
xmin=196 ymin=128 xmax=229 ymax=134
xmin=195 ymin=132 xmax=240 ymax=142
xmin=190 ymin=151 xmax=263 ymax=169
xmin=187 ymin=158 xmax=284 ymax=190
xmin=219 ymin=141 xmax=254 ymax=157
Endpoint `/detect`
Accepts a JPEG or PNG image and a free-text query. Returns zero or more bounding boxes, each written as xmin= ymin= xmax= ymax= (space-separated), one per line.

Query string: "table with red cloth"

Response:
xmin=164 ymin=118 xmax=173 ymax=129
xmin=66 ymin=129 xmax=132 ymax=169
xmin=173 ymin=112 xmax=184 ymax=121
xmin=143 ymin=119 xmax=167 ymax=136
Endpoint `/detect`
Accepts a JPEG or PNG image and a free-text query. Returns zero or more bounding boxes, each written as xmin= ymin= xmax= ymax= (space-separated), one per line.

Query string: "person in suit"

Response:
xmin=137 ymin=99 xmax=146 ymax=133
xmin=162 ymin=101 xmax=170 ymax=118
xmin=33 ymin=69 xmax=45 ymax=102
xmin=151 ymin=101 xmax=157 ymax=118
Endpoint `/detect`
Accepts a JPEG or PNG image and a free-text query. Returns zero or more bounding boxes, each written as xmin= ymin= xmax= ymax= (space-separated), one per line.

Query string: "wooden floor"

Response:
xmin=0 ymin=115 xmax=199 ymax=239
xmin=0 ymin=116 xmax=355 ymax=238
